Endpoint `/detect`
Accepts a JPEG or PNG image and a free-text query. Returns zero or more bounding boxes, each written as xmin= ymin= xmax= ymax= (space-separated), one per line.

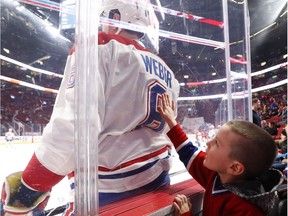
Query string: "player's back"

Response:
xmin=98 ymin=32 xmax=180 ymax=140
xmin=35 ymin=32 xmax=179 ymax=186
xmin=97 ymin=32 xmax=180 ymax=192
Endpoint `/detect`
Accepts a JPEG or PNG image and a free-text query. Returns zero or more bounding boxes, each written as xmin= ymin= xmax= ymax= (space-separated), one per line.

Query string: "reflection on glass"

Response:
xmin=1 ymin=0 xmax=269 ymax=214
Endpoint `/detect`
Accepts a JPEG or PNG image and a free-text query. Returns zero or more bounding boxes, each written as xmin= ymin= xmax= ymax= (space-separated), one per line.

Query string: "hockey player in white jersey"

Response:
xmin=1 ymin=0 xmax=180 ymax=214
xmin=5 ymin=128 xmax=15 ymax=144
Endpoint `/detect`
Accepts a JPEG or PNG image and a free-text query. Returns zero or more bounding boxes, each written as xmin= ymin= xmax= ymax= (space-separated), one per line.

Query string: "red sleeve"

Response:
xmin=98 ymin=31 xmax=149 ymax=51
xmin=180 ymin=212 xmax=192 ymax=216
xmin=166 ymin=124 xmax=189 ymax=148
xmin=167 ymin=124 xmax=214 ymax=188
xmin=22 ymin=153 xmax=65 ymax=192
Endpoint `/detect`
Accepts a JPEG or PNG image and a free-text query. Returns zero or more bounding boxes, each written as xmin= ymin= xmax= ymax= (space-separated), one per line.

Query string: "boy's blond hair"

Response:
xmin=226 ymin=120 xmax=277 ymax=179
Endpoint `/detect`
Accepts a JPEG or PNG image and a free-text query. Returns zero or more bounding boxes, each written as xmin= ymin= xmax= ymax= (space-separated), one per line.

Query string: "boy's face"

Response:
xmin=203 ymin=125 xmax=236 ymax=174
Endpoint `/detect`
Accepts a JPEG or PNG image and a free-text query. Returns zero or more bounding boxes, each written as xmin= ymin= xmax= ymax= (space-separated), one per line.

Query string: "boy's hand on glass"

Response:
xmin=157 ymin=93 xmax=177 ymax=129
xmin=173 ymin=194 xmax=192 ymax=216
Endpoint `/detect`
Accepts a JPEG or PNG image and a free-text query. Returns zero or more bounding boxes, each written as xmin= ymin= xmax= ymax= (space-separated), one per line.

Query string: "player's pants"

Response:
xmin=5 ymin=138 xmax=13 ymax=143
xmin=99 ymin=170 xmax=170 ymax=206
xmin=62 ymin=171 xmax=170 ymax=215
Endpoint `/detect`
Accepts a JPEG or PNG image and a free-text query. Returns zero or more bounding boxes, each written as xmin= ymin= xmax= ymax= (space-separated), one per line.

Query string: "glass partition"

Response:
xmin=1 ymin=0 xmax=251 ymax=214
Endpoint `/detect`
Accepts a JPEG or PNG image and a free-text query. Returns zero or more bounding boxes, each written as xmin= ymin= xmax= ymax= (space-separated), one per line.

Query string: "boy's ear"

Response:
xmin=227 ymin=161 xmax=245 ymax=176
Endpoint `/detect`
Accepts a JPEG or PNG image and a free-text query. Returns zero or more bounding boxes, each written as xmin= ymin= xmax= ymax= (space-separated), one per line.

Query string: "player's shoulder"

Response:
xmin=69 ymin=44 xmax=75 ymax=55
xmin=98 ymin=31 xmax=148 ymax=52
xmin=98 ymin=31 xmax=130 ymax=44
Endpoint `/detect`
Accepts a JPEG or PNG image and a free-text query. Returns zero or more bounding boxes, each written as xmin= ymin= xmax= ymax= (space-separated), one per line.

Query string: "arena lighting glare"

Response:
xmin=46 ymin=26 xmax=60 ymax=37
xmin=1 ymin=54 xmax=286 ymax=86
xmin=3 ymin=48 xmax=9 ymax=54
xmin=1 ymin=73 xmax=286 ymax=99
xmin=280 ymin=10 xmax=287 ymax=17
xmin=16 ymin=5 xmax=25 ymax=11
xmin=155 ymin=0 xmax=164 ymax=20
xmin=12 ymin=0 xmax=19 ymax=6
xmin=0 ymin=55 xmax=63 ymax=78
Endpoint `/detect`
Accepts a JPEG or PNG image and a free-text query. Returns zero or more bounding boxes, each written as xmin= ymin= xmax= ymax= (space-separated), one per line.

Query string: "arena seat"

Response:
xmin=275 ymin=124 xmax=286 ymax=140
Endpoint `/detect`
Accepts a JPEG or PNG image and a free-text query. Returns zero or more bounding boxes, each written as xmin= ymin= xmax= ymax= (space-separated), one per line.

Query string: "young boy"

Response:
xmin=157 ymin=93 xmax=283 ymax=216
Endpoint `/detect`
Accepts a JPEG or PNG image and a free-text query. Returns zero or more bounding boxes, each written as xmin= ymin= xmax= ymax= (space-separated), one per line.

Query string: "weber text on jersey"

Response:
xmin=140 ymin=54 xmax=172 ymax=88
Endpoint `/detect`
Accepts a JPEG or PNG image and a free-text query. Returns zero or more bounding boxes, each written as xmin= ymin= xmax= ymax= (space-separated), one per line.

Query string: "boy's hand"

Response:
xmin=173 ymin=194 xmax=192 ymax=216
xmin=157 ymin=93 xmax=177 ymax=129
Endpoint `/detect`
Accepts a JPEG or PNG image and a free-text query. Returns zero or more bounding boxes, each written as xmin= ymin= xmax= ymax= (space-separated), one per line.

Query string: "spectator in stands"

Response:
xmin=279 ymin=127 xmax=287 ymax=154
xmin=281 ymin=105 xmax=287 ymax=124
xmin=252 ymin=97 xmax=262 ymax=127
xmin=158 ymin=93 xmax=283 ymax=216
xmin=269 ymin=97 xmax=277 ymax=111
xmin=269 ymin=105 xmax=279 ymax=117
xmin=266 ymin=121 xmax=278 ymax=136
xmin=273 ymin=127 xmax=287 ymax=172
xmin=261 ymin=120 xmax=269 ymax=132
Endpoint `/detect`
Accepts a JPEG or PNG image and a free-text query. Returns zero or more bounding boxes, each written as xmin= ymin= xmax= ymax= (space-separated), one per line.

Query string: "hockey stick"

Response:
xmin=44 ymin=204 xmax=66 ymax=216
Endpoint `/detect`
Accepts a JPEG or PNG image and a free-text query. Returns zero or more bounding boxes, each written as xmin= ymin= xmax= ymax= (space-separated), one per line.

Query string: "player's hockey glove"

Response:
xmin=1 ymin=171 xmax=50 ymax=216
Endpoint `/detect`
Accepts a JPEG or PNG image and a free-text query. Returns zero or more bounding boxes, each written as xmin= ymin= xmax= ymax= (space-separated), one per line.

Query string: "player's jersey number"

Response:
xmin=137 ymin=80 xmax=167 ymax=132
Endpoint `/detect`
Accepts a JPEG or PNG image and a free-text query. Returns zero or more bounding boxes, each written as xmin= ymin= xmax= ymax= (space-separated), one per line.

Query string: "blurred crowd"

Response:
xmin=0 ymin=52 xmax=287 ymax=136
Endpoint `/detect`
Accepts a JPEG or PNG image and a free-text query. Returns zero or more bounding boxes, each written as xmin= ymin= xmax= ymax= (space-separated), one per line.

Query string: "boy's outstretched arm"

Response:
xmin=157 ymin=93 xmax=178 ymax=129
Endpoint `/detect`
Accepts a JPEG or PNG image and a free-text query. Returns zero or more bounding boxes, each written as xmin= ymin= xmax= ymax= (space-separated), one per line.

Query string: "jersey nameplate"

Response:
xmin=140 ymin=54 xmax=172 ymax=88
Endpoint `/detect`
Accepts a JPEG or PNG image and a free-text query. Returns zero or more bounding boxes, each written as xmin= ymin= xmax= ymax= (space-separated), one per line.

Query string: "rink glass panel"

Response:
xmin=0 ymin=0 xmax=251 ymax=213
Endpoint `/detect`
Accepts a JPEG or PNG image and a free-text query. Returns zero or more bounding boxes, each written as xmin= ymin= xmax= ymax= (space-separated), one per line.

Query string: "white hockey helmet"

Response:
xmin=101 ymin=0 xmax=151 ymax=37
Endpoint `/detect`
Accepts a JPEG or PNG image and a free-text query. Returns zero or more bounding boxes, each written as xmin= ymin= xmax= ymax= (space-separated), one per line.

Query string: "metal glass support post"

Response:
xmin=244 ymin=0 xmax=253 ymax=122
xmin=74 ymin=0 xmax=99 ymax=215
xmin=222 ymin=0 xmax=233 ymax=121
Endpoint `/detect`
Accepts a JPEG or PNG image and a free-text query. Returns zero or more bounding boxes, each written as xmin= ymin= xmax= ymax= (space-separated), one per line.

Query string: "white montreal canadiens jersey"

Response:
xmin=36 ymin=32 xmax=180 ymax=193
